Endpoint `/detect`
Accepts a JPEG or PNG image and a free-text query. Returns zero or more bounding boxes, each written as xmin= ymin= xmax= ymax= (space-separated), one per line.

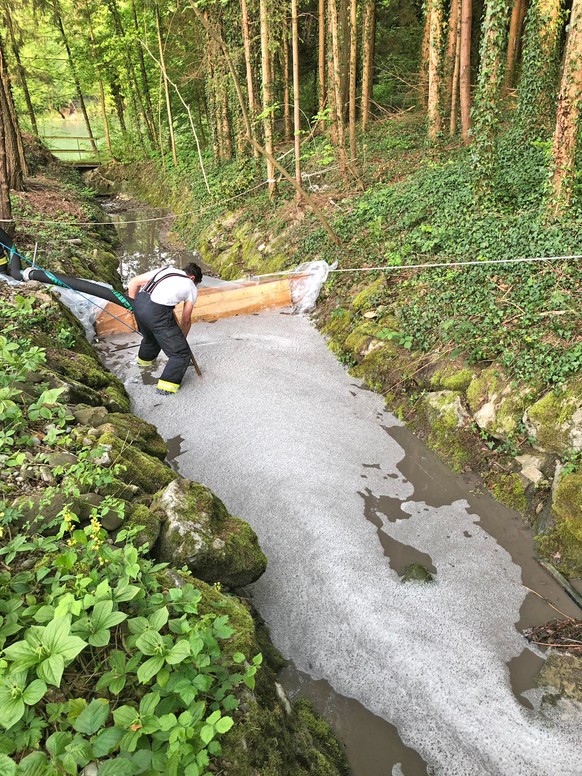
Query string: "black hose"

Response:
xmin=26 ymin=269 xmax=133 ymax=310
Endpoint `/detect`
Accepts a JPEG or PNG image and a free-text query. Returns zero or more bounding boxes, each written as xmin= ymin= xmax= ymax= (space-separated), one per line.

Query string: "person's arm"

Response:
xmin=127 ymin=272 xmax=151 ymax=299
xmin=180 ymin=300 xmax=194 ymax=336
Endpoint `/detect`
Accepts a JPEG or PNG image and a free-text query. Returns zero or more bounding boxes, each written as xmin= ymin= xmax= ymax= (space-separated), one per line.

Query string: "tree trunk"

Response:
xmin=328 ymin=0 xmax=349 ymax=174
xmin=291 ymin=0 xmax=302 ymax=195
xmin=428 ymin=0 xmax=444 ymax=141
xmin=4 ymin=11 xmax=37 ymax=135
xmin=318 ymin=0 xmax=326 ymax=123
xmin=516 ymin=0 xmax=562 ymax=130
xmin=283 ymin=12 xmax=292 ymax=141
xmin=55 ymin=7 xmax=98 ymax=154
xmin=240 ymin=0 xmax=259 ymax=157
xmin=551 ymin=0 xmax=582 ymax=211
xmin=0 ymin=32 xmax=25 ymax=186
xmin=83 ymin=1 xmax=112 ymax=155
xmin=259 ymin=0 xmax=276 ymax=198
xmin=444 ymin=0 xmax=460 ymax=112
xmin=471 ymin=0 xmax=511 ymax=188
xmin=361 ymin=0 xmax=375 ymax=132
xmin=420 ymin=10 xmax=431 ymax=107
xmin=348 ymin=0 xmax=357 ymax=161
xmin=459 ymin=0 xmax=473 ymax=143
xmin=155 ymin=5 xmax=178 ymax=167
xmin=131 ymin=0 xmax=157 ymax=143
xmin=0 ymin=105 xmax=12 ymax=234
xmin=504 ymin=0 xmax=525 ymax=89
xmin=450 ymin=16 xmax=461 ymax=134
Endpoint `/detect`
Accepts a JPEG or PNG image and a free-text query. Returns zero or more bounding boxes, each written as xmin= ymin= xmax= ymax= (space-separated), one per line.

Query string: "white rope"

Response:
xmin=248 ymin=253 xmax=582 ymax=280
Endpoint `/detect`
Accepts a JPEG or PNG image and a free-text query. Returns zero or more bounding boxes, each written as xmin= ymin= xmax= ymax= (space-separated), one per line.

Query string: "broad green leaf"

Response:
xmin=0 ymin=753 xmax=16 ymax=776
xmin=12 ymin=751 xmax=48 ymax=776
xmin=157 ymin=713 xmax=177 ymax=731
xmin=135 ymin=631 xmax=164 ymax=656
xmin=0 ymin=692 xmax=24 ymax=729
xmin=232 ymin=652 xmax=245 ymax=664
xmin=139 ymin=692 xmax=160 ymax=717
xmin=112 ymin=705 xmax=138 ymax=729
xmin=96 ymin=758 xmax=135 ymax=776
xmin=45 ymin=731 xmax=72 ymax=757
xmin=113 ymin=583 xmax=140 ymax=602
xmin=38 ymin=653 xmax=64 ymax=686
xmin=33 ymin=605 xmax=55 ymax=623
xmin=199 ymin=724 xmax=214 ymax=745
xmin=166 ymin=640 xmax=191 ymax=665
xmin=60 ymin=752 xmax=77 ymax=775
xmin=73 ymin=698 xmax=110 ymax=735
xmin=184 ymin=764 xmax=200 ymax=776
xmin=215 ymin=716 xmax=234 ymax=734
xmin=148 ymin=607 xmax=169 ymax=632
xmin=22 ymin=679 xmax=47 ymax=705
xmin=91 ymin=601 xmax=114 ymax=629
xmin=136 ymin=655 xmax=165 ymax=684
xmin=206 ymin=710 xmax=221 ymax=725
xmin=108 ymin=676 xmax=126 ymax=695
xmin=91 ymin=726 xmax=123 ymax=758
xmin=2 ymin=641 xmax=38 ymax=668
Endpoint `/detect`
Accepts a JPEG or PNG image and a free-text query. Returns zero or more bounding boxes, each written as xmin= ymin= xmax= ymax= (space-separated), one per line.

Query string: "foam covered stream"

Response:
xmin=100 ymin=311 xmax=582 ymax=775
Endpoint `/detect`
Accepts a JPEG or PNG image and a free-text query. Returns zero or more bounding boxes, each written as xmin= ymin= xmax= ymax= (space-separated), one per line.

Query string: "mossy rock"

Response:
xmin=350 ymin=341 xmax=401 ymax=392
xmin=413 ymin=391 xmax=474 ymax=473
xmin=153 ymin=478 xmax=267 ymax=588
xmin=322 ymin=308 xmax=353 ymax=340
xmin=125 ymin=502 xmax=162 ymax=550
xmin=402 ymin=563 xmax=434 ymax=583
xmin=429 ymin=365 xmax=474 ymax=393
xmin=488 ymin=473 xmax=527 ymax=513
xmin=466 ymin=366 xmax=531 ymax=442
xmin=352 ymin=278 xmax=386 ymax=312
xmin=524 ymin=379 xmax=582 ymax=455
xmin=95 ymin=413 xmax=168 ymax=461
xmin=96 ymin=431 xmax=176 ymax=494
xmin=537 ymin=469 xmax=582 ymax=575
xmin=44 ymin=350 xmax=129 ymax=412
xmin=536 ymin=653 xmax=582 ymax=704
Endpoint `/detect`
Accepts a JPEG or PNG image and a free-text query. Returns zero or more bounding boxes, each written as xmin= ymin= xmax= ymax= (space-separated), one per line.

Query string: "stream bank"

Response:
xmin=86 ymin=144 xmax=582 ymax=585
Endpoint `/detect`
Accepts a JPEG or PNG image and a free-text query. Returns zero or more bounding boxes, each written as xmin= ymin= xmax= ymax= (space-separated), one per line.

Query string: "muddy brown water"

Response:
xmin=99 ymin=199 xmax=582 ymax=776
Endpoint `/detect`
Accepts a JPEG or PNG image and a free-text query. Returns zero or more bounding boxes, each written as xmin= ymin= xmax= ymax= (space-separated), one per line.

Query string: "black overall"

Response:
xmin=133 ymin=271 xmax=193 ymax=390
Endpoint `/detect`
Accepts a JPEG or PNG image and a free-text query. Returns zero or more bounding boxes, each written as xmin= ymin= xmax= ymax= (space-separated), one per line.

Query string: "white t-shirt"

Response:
xmin=140 ymin=267 xmax=198 ymax=307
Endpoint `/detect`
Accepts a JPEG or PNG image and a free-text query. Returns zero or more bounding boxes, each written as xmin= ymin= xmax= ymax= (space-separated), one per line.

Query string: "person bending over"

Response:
xmin=128 ymin=262 xmax=203 ymax=395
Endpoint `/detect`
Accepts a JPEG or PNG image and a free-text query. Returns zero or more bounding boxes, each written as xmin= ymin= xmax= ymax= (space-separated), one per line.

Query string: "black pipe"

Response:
xmin=26 ymin=269 xmax=133 ymax=310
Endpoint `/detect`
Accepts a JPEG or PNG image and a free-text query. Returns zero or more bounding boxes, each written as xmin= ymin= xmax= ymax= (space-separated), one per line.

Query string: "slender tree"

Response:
xmin=348 ymin=0 xmax=357 ymax=161
xmin=3 ymin=6 xmax=38 ymax=134
xmin=259 ymin=0 xmax=276 ymax=197
xmin=444 ymin=0 xmax=460 ymax=112
xmin=0 ymin=33 xmax=24 ymax=192
xmin=291 ymin=0 xmax=301 ymax=194
xmin=0 ymin=106 xmax=12 ymax=232
xmin=459 ymin=0 xmax=472 ymax=142
xmin=516 ymin=0 xmax=563 ymax=131
xmin=471 ymin=0 xmax=511 ymax=189
xmin=449 ymin=12 xmax=461 ymax=134
xmin=155 ymin=4 xmax=178 ymax=166
xmin=550 ymin=0 xmax=582 ymax=210
xmin=318 ymin=0 xmax=326 ymax=124
xmin=361 ymin=0 xmax=375 ymax=132
xmin=282 ymin=11 xmax=292 ymax=141
xmin=427 ymin=0 xmax=444 ymax=140
xmin=328 ymin=0 xmax=349 ymax=174
xmin=504 ymin=0 xmax=526 ymax=89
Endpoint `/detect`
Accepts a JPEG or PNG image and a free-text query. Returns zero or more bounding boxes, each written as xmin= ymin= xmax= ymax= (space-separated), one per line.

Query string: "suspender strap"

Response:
xmin=143 ymin=270 xmax=192 ymax=295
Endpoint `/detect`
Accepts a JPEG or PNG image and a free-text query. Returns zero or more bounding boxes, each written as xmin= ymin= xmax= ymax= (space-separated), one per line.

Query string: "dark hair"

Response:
xmin=183 ymin=262 xmax=203 ymax=284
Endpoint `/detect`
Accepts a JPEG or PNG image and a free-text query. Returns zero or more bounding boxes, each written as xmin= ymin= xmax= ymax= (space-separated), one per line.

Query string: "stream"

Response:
xmin=97 ymin=197 xmax=582 ymax=776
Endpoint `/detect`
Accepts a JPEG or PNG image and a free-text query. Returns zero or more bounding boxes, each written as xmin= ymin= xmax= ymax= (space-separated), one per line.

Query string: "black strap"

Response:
xmin=143 ymin=269 xmax=192 ymax=296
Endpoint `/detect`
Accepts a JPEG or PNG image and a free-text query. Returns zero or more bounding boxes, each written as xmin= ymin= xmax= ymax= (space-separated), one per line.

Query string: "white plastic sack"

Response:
xmin=290 ymin=260 xmax=337 ymax=313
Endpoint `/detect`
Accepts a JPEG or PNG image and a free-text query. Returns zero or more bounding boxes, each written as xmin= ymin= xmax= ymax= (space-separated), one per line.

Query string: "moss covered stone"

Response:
xmin=125 ymin=502 xmax=162 ymax=550
xmin=537 ymin=469 xmax=582 ymax=575
xmin=321 ymin=308 xmax=353 ymax=340
xmin=524 ymin=379 xmax=582 ymax=455
xmin=536 ymin=653 xmax=582 ymax=704
xmin=352 ymin=278 xmax=386 ymax=312
xmin=488 ymin=473 xmax=528 ymax=513
xmin=430 ymin=365 xmax=474 ymax=392
xmin=95 ymin=413 xmax=168 ymax=460
xmin=466 ymin=366 xmax=531 ymax=442
xmin=45 ymin=349 xmax=129 ymax=411
xmin=420 ymin=391 xmax=473 ymax=473
xmin=154 ymin=478 xmax=267 ymax=588
xmin=96 ymin=431 xmax=176 ymax=494
xmin=350 ymin=341 xmax=401 ymax=392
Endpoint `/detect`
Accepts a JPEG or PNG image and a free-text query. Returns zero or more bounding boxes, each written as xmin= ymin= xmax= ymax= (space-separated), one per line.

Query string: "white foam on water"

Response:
xmin=104 ymin=310 xmax=582 ymax=776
